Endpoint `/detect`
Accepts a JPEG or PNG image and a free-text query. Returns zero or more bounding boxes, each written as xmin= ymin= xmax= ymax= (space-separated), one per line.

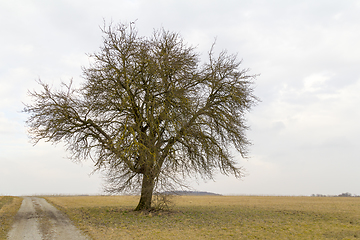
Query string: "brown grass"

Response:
xmin=0 ymin=196 xmax=23 ymax=240
xmin=45 ymin=195 xmax=360 ymax=239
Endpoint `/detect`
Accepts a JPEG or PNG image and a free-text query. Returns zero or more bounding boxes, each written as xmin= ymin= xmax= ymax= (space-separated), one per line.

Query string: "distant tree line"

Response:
xmin=162 ymin=191 xmax=222 ymax=196
xmin=311 ymin=192 xmax=359 ymax=197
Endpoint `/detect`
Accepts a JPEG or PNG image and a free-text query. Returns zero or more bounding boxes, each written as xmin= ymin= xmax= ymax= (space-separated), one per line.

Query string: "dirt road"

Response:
xmin=7 ymin=197 xmax=89 ymax=240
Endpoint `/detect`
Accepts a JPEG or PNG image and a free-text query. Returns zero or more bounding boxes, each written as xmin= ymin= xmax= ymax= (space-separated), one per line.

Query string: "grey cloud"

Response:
xmin=1 ymin=0 xmax=360 ymax=196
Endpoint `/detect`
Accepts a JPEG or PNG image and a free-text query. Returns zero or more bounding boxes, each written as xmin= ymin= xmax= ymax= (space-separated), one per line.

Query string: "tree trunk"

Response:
xmin=134 ymin=173 xmax=155 ymax=211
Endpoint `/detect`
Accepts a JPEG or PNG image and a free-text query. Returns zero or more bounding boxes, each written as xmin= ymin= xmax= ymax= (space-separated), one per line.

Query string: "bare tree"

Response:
xmin=24 ymin=23 xmax=258 ymax=211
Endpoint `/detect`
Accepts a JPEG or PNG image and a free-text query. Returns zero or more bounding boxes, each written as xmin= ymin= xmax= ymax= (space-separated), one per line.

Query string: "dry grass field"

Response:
xmin=0 ymin=196 xmax=23 ymax=240
xmin=44 ymin=195 xmax=360 ymax=240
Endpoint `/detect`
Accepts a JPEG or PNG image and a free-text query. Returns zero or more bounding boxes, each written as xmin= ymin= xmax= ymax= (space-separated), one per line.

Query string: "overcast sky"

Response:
xmin=1 ymin=0 xmax=359 ymax=196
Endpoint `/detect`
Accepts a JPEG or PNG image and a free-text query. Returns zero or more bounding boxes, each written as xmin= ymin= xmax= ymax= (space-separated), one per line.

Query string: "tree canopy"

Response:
xmin=24 ymin=23 xmax=258 ymax=211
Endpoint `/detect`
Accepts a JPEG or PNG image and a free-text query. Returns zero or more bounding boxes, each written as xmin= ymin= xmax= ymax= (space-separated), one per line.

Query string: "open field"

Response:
xmin=0 ymin=196 xmax=23 ymax=240
xmin=44 ymin=195 xmax=360 ymax=239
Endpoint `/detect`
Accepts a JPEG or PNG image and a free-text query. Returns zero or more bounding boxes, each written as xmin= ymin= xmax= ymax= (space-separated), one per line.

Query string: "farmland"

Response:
xmin=0 ymin=196 xmax=22 ymax=240
xmin=44 ymin=195 xmax=360 ymax=239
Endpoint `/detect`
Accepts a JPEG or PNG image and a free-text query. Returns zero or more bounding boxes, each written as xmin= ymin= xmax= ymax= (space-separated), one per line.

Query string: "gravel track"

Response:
xmin=7 ymin=197 xmax=89 ymax=240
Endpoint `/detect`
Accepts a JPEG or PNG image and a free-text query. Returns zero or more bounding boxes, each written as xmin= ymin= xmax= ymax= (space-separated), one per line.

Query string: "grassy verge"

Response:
xmin=45 ymin=195 xmax=360 ymax=239
xmin=0 ymin=196 xmax=23 ymax=240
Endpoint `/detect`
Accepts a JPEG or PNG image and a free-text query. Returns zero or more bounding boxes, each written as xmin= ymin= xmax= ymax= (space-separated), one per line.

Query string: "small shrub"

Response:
xmin=151 ymin=192 xmax=174 ymax=211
